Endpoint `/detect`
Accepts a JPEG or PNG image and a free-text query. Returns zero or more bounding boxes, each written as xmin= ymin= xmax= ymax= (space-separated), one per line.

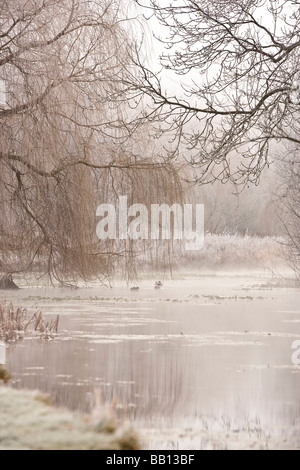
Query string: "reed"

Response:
xmin=0 ymin=303 xmax=59 ymax=342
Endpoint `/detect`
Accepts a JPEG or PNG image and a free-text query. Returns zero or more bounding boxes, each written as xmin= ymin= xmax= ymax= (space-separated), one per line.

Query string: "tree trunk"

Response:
xmin=0 ymin=275 xmax=19 ymax=290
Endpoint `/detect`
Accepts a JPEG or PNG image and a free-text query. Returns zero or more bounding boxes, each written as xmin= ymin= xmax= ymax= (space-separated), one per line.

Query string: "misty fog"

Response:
xmin=0 ymin=0 xmax=299 ymax=452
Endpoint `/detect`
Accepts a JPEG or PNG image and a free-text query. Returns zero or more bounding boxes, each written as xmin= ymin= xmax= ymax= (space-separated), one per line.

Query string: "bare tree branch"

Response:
xmin=0 ymin=0 xmax=184 ymax=283
xmin=127 ymin=0 xmax=300 ymax=185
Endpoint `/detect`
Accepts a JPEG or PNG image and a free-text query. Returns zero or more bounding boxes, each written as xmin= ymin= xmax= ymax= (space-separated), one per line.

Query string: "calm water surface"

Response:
xmin=1 ymin=273 xmax=300 ymax=449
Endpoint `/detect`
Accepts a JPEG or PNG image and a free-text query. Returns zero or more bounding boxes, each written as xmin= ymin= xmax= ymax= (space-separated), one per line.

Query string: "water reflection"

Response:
xmin=2 ymin=278 xmax=300 ymax=449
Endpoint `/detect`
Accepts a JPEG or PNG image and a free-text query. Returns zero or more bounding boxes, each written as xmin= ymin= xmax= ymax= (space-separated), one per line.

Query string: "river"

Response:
xmin=1 ymin=271 xmax=300 ymax=450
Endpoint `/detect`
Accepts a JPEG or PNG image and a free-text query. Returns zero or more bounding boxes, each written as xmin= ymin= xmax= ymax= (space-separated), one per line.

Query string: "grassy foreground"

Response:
xmin=0 ymin=387 xmax=140 ymax=450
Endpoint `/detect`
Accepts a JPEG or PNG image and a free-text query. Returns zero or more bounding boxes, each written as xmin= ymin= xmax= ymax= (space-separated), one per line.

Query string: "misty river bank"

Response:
xmin=1 ymin=269 xmax=300 ymax=450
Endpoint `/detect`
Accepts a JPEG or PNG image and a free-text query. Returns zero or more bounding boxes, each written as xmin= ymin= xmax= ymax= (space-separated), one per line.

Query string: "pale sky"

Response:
xmin=130 ymin=0 xmax=290 ymax=97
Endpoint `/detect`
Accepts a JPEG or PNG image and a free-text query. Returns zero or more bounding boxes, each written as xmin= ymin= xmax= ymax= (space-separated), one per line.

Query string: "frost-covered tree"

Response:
xmin=129 ymin=0 xmax=300 ymax=186
xmin=0 ymin=0 xmax=182 ymax=285
xmin=278 ymin=150 xmax=300 ymax=277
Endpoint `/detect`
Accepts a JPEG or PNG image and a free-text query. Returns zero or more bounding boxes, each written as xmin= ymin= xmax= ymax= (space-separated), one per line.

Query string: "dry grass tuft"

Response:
xmin=0 ymin=303 xmax=59 ymax=342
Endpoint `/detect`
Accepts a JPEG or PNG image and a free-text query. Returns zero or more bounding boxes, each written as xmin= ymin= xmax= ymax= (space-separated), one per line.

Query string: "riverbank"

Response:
xmin=0 ymin=387 xmax=139 ymax=450
xmin=1 ymin=271 xmax=299 ymax=450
